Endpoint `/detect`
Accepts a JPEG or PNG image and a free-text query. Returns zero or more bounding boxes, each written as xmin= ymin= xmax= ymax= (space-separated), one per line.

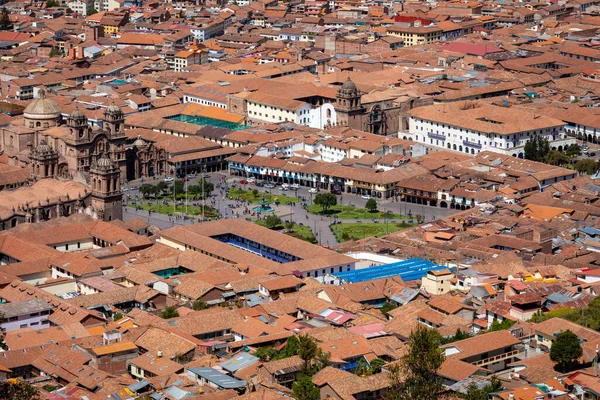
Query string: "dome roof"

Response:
xmin=35 ymin=140 xmax=53 ymax=154
xmin=96 ymin=157 xmax=114 ymax=168
xmin=70 ymin=108 xmax=85 ymax=119
xmin=341 ymin=77 xmax=357 ymax=91
xmin=23 ymin=92 xmax=62 ymax=121
xmin=105 ymin=104 xmax=122 ymax=114
xmin=92 ymin=156 xmax=116 ymax=171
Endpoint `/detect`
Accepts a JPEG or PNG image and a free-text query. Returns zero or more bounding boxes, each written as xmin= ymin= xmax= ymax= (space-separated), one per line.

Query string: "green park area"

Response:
xmin=229 ymin=188 xmax=299 ymax=204
xmin=331 ymin=221 xmax=417 ymax=242
xmin=256 ymin=216 xmax=317 ymax=244
xmin=137 ymin=202 xmax=220 ymax=219
xmin=307 ymin=204 xmax=408 ymax=220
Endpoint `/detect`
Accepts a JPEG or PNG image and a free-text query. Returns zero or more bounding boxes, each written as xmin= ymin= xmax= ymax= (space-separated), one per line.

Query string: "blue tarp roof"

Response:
xmin=333 ymin=258 xmax=446 ymax=283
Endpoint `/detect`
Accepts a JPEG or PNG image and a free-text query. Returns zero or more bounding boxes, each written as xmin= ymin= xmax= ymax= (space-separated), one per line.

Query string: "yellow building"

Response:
xmin=386 ymin=23 xmax=443 ymax=46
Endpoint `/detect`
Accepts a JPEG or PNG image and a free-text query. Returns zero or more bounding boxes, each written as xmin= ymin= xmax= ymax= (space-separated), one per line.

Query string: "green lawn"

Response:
xmin=256 ymin=221 xmax=317 ymax=244
xmin=307 ymin=204 xmax=407 ymax=220
xmin=137 ymin=203 xmax=220 ymax=218
xmin=331 ymin=222 xmax=415 ymax=242
xmin=229 ymin=188 xmax=299 ymax=204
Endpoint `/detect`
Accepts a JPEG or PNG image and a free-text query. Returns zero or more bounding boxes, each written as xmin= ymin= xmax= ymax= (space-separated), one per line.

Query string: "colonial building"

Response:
xmin=0 ymin=91 xmax=127 ymax=180
xmin=334 ymin=77 xmax=433 ymax=135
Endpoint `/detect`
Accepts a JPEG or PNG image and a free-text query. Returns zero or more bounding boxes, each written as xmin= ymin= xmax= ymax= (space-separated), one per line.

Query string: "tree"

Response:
xmin=313 ymin=192 xmax=337 ymax=214
xmin=86 ymin=7 xmax=98 ymax=15
xmin=463 ymin=376 xmax=502 ymax=400
xmin=524 ymin=137 xmax=538 ymax=161
xmin=386 ymin=325 xmax=444 ymax=400
xmin=156 ymin=181 xmax=168 ymax=193
xmin=160 ymin=306 xmax=179 ymax=319
xmin=575 ymin=159 xmax=598 ymax=175
xmin=298 ymin=334 xmax=319 ymax=372
xmin=489 ymin=319 xmax=515 ymax=332
xmin=550 ymin=330 xmax=582 ymax=372
xmin=566 ymin=143 xmax=581 ymax=157
xmin=48 ymin=46 xmax=61 ymax=57
xmin=192 ymin=299 xmax=207 ymax=311
xmin=265 ymin=214 xmax=283 ymax=229
xmin=354 ymin=357 xmax=369 ymax=376
xmin=524 ymin=135 xmax=550 ymax=162
xmin=545 ymin=150 xmax=568 ymax=166
xmin=291 ymin=375 xmax=320 ymax=400
xmin=255 ymin=346 xmax=278 ymax=361
xmin=0 ymin=7 xmax=10 ymax=30
xmin=365 ymin=198 xmax=378 ymax=212
xmin=280 ymin=335 xmax=300 ymax=358
xmin=171 ymin=179 xmax=185 ymax=195
xmin=46 ymin=0 xmax=59 ymax=7
xmin=370 ymin=358 xmax=386 ymax=374
xmin=441 ymin=328 xmax=472 ymax=344
xmin=0 ymin=380 xmax=40 ymax=400
xmin=113 ymin=312 xmax=123 ymax=321
xmin=380 ymin=301 xmax=397 ymax=317
xmin=139 ymin=184 xmax=154 ymax=198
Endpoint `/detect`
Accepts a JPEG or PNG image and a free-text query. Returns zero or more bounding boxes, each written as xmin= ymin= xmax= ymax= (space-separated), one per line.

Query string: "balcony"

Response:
xmin=473 ymin=349 xmax=519 ymax=367
xmin=428 ymin=132 xmax=446 ymax=140
xmin=463 ymin=139 xmax=482 ymax=149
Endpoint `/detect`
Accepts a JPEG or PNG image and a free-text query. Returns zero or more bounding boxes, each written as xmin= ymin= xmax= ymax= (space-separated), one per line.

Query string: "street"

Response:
xmin=122 ymin=173 xmax=459 ymax=245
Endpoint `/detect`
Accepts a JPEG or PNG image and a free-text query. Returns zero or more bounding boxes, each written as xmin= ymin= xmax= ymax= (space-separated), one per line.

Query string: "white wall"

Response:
xmin=408 ymin=116 xmax=573 ymax=156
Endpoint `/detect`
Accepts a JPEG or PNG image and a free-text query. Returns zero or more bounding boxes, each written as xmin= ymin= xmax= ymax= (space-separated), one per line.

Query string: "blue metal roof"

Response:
xmin=333 ymin=258 xmax=446 ymax=283
xmin=187 ymin=367 xmax=246 ymax=389
xmin=219 ymin=352 xmax=259 ymax=373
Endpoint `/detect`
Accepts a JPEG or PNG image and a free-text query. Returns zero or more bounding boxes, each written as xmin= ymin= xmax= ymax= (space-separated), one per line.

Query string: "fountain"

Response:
xmin=253 ymin=193 xmax=274 ymax=213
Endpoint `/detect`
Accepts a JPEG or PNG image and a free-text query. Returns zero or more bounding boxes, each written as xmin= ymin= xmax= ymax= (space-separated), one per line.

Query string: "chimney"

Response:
xmin=68 ymin=48 xmax=76 ymax=59
xmin=77 ymin=46 xmax=84 ymax=59
xmin=157 ymin=350 xmax=163 ymax=358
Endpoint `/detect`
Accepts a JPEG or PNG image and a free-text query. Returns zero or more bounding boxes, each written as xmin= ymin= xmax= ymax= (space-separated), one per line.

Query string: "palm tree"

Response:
xmin=298 ymin=334 xmax=318 ymax=372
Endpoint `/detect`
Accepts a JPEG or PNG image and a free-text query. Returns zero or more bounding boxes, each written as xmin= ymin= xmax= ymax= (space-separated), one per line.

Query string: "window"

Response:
xmin=20 ymin=324 xmax=27 ymax=329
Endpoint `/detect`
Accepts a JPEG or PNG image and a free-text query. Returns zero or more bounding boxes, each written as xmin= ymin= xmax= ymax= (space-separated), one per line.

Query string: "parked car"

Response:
xmin=591 ymin=152 xmax=597 ymax=157
xmin=187 ymin=173 xmax=196 ymax=179
xmin=308 ymin=188 xmax=318 ymax=194
xmin=361 ymin=194 xmax=371 ymax=199
xmin=281 ymin=183 xmax=290 ymax=191
xmin=164 ymin=177 xmax=174 ymax=183
xmin=331 ymin=189 xmax=342 ymax=195
xmin=255 ymin=182 xmax=265 ymax=187
xmin=290 ymin=183 xmax=299 ymax=190
xmin=248 ymin=177 xmax=256 ymax=183
xmin=264 ymin=183 xmax=275 ymax=189
xmin=240 ymin=179 xmax=248 ymax=185
xmin=204 ymin=174 xmax=210 ymax=179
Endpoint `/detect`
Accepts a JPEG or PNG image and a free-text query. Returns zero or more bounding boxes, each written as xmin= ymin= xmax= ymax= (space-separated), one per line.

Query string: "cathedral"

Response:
xmin=1 ymin=90 xmax=127 ymax=180
xmin=334 ymin=77 xmax=433 ymax=135
xmin=0 ymin=92 xmax=124 ymax=228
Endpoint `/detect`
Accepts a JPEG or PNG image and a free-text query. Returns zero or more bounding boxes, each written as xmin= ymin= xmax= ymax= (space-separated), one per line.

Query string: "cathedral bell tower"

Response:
xmin=334 ymin=77 xmax=363 ymax=127
xmin=67 ymin=107 xmax=90 ymax=142
xmin=89 ymin=156 xmax=122 ymax=221
xmin=103 ymin=104 xmax=125 ymax=138
xmin=29 ymin=140 xmax=59 ymax=180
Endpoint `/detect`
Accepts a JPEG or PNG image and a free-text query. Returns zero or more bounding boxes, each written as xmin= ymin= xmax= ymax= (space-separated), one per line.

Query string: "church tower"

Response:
xmin=103 ymin=104 xmax=125 ymax=138
xmin=89 ymin=156 xmax=122 ymax=221
xmin=29 ymin=140 xmax=59 ymax=180
xmin=334 ymin=77 xmax=363 ymax=127
xmin=67 ymin=107 xmax=90 ymax=142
